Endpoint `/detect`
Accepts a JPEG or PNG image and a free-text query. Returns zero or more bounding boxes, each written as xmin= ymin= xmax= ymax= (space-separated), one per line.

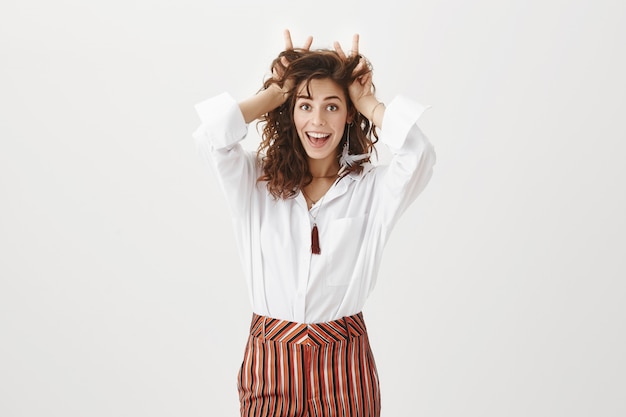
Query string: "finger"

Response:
xmin=354 ymin=57 xmax=365 ymax=71
xmin=351 ymin=34 xmax=360 ymax=56
xmin=302 ymin=35 xmax=313 ymax=50
xmin=334 ymin=41 xmax=347 ymax=59
xmin=361 ymin=71 xmax=372 ymax=85
xmin=358 ymin=56 xmax=373 ymax=72
xmin=284 ymin=29 xmax=293 ymax=50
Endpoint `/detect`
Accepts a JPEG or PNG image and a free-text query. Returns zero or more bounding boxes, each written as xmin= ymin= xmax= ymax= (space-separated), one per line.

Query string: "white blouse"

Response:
xmin=193 ymin=92 xmax=436 ymax=324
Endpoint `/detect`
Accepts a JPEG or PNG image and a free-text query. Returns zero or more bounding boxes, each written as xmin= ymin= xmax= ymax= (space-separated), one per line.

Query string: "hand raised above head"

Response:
xmin=334 ymin=34 xmax=376 ymax=116
xmin=333 ymin=33 xmax=360 ymax=60
xmin=283 ymin=29 xmax=313 ymax=52
xmin=277 ymin=29 xmax=313 ymax=71
xmin=271 ymin=29 xmax=313 ymax=90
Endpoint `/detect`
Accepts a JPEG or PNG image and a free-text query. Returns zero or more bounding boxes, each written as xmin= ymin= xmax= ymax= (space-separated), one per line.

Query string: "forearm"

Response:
xmin=238 ymin=84 xmax=288 ymax=124
xmin=354 ymin=95 xmax=385 ymax=128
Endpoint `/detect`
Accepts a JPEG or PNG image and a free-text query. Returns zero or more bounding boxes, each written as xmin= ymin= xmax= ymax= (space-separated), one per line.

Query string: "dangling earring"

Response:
xmin=338 ymin=122 xmax=370 ymax=177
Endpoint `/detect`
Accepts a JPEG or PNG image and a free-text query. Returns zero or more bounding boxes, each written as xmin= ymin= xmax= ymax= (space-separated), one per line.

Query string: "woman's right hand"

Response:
xmin=238 ymin=30 xmax=312 ymax=123
xmin=271 ymin=29 xmax=313 ymax=95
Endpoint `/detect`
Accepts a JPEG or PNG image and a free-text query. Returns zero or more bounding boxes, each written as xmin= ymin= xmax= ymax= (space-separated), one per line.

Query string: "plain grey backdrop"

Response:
xmin=1 ymin=0 xmax=625 ymax=416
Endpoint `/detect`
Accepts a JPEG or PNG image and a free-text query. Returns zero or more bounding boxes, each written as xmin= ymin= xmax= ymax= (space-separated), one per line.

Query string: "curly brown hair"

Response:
xmin=256 ymin=49 xmax=378 ymax=199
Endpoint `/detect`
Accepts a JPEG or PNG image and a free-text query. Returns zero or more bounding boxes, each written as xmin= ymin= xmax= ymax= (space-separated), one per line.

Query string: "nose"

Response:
xmin=311 ymin=108 xmax=325 ymax=126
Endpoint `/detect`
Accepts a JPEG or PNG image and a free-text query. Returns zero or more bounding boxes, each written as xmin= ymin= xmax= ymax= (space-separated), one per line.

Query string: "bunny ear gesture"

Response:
xmin=284 ymin=29 xmax=313 ymax=51
xmin=272 ymin=29 xmax=313 ymax=90
xmin=333 ymin=33 xmax=373 ymax=83
xmin=333 ymin=34 xmax=360 ymax=59
xmin=334 ymin=34 xmax=383 ymax=127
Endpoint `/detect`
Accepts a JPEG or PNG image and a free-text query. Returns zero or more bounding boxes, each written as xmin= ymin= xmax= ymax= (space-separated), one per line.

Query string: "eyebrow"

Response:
xmin=296 ymin=94 xmax=344 ymax=102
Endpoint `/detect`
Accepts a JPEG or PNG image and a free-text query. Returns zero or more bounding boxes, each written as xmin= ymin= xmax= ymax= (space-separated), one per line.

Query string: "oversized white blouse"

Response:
xmin=193 ymin=92 xmax=436 ymax=324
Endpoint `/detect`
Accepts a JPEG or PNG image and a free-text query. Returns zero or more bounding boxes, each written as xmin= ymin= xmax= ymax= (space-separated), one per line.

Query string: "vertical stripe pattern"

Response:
xmin=237 ymin=312 xmax=381 ymax=417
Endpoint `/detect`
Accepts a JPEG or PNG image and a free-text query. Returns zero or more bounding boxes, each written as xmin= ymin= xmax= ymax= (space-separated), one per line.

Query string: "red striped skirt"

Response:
xmin=237 ymin=312 xmax=381 ymax=417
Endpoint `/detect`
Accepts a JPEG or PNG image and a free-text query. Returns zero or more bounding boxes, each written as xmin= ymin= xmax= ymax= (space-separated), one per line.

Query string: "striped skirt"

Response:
xmin=237 ymin=312 xmax=381 ymax=417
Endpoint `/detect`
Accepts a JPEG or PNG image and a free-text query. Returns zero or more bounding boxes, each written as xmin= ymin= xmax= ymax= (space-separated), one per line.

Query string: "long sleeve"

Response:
xmin=192 ymin=92 xmax=261 ymax=219
xmin=374 ymin=95 xmax=436 ymax=233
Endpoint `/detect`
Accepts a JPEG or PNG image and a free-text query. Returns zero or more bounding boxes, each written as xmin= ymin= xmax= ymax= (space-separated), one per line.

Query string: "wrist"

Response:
xmin=240 ymin=84 xmax=290 ymax=123
xmin=261 ymin=83 xmax=289 ymax=109
xmin=369 ymin=102 xmax=385 ymax=123
xmin=266 ymin=83 xmax=288 ymax=99
xmin=357 ymin=96 xmax=384 ymax=126
xmin=356 ymin=96 xmax=378 ymax=118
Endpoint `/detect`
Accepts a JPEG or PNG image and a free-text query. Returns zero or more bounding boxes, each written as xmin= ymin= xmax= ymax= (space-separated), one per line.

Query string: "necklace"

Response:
xmin=311 ymin=172 xmax=339 ymax=179
xmin=301 ymin=188 xmax=317 ymax=207
xmin=302 ymin=177 xmax=340 ymax=255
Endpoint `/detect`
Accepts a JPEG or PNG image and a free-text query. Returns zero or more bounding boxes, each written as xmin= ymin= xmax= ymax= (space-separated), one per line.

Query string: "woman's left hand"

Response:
xmin=334 ymin=35 xmax=382 ymax=125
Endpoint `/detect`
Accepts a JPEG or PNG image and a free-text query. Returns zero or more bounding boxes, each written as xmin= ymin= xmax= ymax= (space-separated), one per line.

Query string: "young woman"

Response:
xmin=193 ymin=30 xmax=436 ymax=417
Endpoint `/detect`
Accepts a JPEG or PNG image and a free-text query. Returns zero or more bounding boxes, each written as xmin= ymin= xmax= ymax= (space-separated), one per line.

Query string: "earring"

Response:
xmin=338 ymin=123 xmax=370 ymax=177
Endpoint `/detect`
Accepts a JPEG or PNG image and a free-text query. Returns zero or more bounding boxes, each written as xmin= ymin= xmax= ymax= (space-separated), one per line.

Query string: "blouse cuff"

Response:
xmin=194 ymin=92 xmax=248 ymax=150
xmin=381 ymin=95 xmax=430 ymax=151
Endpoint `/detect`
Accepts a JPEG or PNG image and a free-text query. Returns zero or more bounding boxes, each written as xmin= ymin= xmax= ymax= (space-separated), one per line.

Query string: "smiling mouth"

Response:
xmin=306 ymin=132 xmax=331 ymax=147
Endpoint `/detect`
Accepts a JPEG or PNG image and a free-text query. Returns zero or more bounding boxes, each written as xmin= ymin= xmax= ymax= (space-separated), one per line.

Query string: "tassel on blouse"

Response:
xmin=311 ymin=223 xmax=321 ymax=255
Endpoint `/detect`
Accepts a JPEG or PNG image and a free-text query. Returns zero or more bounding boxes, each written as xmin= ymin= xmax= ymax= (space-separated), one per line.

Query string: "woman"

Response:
xmin=193 ymin=30 xmax=436 ymax=417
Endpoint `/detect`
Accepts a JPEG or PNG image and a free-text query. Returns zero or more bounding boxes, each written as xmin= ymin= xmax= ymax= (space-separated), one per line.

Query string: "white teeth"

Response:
xmin=308 ymin=132 xmax=330 ymax=139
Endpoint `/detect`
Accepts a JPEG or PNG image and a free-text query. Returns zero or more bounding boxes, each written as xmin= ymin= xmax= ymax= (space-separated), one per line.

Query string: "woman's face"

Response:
xmin=293 ymin=78 xmax=350 ymax=165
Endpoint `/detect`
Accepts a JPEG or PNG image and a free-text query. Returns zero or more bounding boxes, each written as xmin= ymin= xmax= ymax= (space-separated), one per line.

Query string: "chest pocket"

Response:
xmin=324 ymin=215 xmax=367 ymax=286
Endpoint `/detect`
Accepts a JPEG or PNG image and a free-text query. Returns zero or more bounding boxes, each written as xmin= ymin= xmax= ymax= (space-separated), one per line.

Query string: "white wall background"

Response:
xmin=1 ymin=0 xmax=625 ymax=416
